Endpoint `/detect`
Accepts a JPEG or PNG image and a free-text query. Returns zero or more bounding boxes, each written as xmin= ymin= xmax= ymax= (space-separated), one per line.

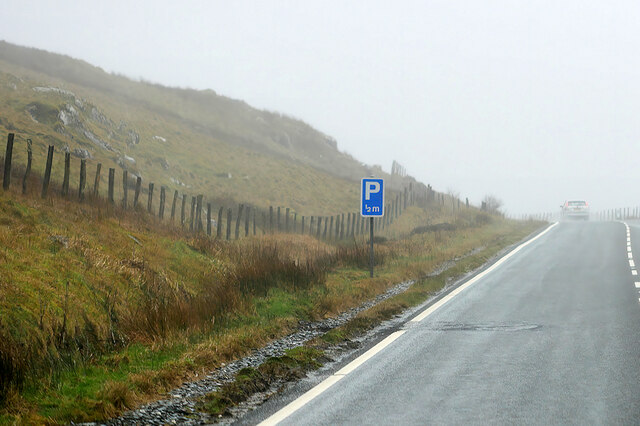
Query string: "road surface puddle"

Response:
xmin=426 ymin=321 xmax=542 ymax=332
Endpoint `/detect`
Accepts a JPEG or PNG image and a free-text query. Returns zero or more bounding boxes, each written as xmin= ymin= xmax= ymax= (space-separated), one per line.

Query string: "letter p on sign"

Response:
xmin=361 ymin=178 xmax=384 ymax=217
xmin=365 ymin=181 xmax=380 ymax=200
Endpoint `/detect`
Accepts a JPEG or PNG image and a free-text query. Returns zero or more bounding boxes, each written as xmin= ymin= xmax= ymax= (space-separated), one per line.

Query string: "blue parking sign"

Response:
xmin=361 ymin=178 xmax=384 ymax=217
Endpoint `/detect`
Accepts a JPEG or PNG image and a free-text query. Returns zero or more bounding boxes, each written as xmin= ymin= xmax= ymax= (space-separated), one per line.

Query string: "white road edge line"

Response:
xmin=630 ymin=260 xmax=635 ymax=268
xmin=635 ymin=282 xmax=640 ymax=288
xmin=258 ymin=331 xmax=406 ymax=426
xmin=259 ymin=222 xmax=559 ymax=425
xmin=632 ymin=270 xmax=637 ymax=276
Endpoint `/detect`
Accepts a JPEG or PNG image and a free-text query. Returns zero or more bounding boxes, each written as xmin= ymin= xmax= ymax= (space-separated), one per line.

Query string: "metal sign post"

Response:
xmin=361 ymin=178 xmax=384 ymax=277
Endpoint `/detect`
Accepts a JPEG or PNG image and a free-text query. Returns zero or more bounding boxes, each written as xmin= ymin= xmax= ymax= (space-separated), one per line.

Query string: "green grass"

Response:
xmin=199 ymin=346 xmax=325 ymax=417
xmin=21 ymin=342 xmax=188 ymax=422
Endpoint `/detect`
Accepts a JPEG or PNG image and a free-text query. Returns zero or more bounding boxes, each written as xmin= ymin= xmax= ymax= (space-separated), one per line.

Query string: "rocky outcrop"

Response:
xmin=58 ymin=104 xmax=81 ymax=126
xmin=91 ymin=106 xmax=111 ymax=126
xmin=83 ymin=129 xmax=114 ymax=151
xmin=32 ymin=86 xmax=76 ymax=97
xmin=73 ymin=148 xmax=92 ymax=159
xmin=127 ymin=130 xmax=140 ymax=146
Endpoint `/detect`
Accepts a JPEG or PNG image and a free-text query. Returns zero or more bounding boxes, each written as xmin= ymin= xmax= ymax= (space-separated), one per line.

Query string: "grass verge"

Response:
xmin=198 ymin=347 xmax=326 ymax=417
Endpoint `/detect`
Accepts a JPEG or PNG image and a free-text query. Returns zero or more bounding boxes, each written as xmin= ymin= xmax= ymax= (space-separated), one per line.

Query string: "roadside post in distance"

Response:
xmin=361 ymin=178 xmax=384 ymax=277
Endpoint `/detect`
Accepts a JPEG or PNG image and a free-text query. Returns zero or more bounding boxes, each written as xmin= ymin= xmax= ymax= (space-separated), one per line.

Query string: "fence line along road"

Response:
xmin=1 ymin=132 xmax=469 ymax=241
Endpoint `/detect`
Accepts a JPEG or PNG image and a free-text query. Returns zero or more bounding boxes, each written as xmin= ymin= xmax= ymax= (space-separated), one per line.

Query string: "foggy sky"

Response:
xmin=2 ymin=0 xmax=640 ymax=216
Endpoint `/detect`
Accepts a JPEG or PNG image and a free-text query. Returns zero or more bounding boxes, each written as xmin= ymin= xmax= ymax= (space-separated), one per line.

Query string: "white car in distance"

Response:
xmin=561 ymin=200 xmax=589 ymax=220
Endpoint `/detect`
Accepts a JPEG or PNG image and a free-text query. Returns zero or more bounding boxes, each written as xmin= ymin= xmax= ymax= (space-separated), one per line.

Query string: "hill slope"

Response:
xmin=0 ymin=41 xmax=418 ymax=214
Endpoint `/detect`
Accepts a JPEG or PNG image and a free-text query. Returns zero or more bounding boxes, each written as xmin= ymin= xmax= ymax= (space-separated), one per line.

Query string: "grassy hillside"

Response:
xmin=0 ymin=41 xmax=422 ymax=215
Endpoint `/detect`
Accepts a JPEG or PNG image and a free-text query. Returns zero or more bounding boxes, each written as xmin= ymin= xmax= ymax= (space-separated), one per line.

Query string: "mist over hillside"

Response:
xmin=0 ymin=41 xmax=424 ymax=214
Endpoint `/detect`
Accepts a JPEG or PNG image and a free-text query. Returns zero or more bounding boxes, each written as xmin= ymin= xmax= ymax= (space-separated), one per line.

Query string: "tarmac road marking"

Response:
xmin=635 ymin=282 xmax=640 ymax=288
xmin=624 ymin=223 xmax=637 ymax=281
xmin=258 ymin=330 xmax=406 ymax=425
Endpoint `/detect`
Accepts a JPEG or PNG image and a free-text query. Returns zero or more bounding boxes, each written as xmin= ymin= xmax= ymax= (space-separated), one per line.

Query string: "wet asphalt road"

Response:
xmin=246 ymin=221 xmax=640 ymax=425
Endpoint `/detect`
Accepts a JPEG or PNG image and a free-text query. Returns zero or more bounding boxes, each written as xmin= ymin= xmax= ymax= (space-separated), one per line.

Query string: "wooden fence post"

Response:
xmin=159 ymin=187 xmax=166 ymax=219
xmin=293 ymin=213 xmax=297 ymax=233
xmin=147 ymin=183 xmax=154 ymax=214
xmin=61 ymin=152 xmax=70 ymax=196
xmin=217 ymin=206 xmax=224 ymax=238
xmin=310 ymin=216 xmax=315 ymax=236
xmin=356 ymin=215 xmax=361 ymax=236
xmin=253 ymin=209 xmax=256 ymax=235
xmin=133 ymin=176 xmax=141 ymax=207
xmin=122 ymin=170 xmax=128 ymax=208
xmin=3 ymin=133 xmax=14 ymax=190
xmin=180 ymin=193 xmax=187 ymax=227
xmin=78 ymin=160 xmax=86 ymax=201
xmin=245 ymin=206 xmax=250 ymax=237
xmin=351 ymin=213 xmax=356 ymax=237
xmin=329 ymin=216 xmax=334 ymax=240
xmin=171 ymin=190 xmax=178 ymax=221
xmin=108 ymin=168 xmax=115 ymax=204
xmin=346 ymin=213 xmax=351 ymax=237
xmin=189 ymin=196 xmax=196 ymax=231
xmin=235 ymin=204 xmax=244 ymax=239
xmin=301 ymin=216 xmax=305 ymax=235
xmin=93 ymin=163 xmax=102 ymax=197
xmin=262 ymin=212 xmax=267 ymax=235
xmin=22 ymin=139 xmax=32 ymax=194
xmin=340 ymin=213 xmax=345 ymax=239
xmin=207 ymin=203 xmax=212 ymax=236
xmin=316 ymin=216 xmax=322 ymax=238
xmin=196 ymin=194 xmax=203 ymax=231
xmin=277 ymin=207 xmax=281 ymax=232
xmin=226 ymin=208 xmax=232 ymax=240
xmin=323 ymin=217 xmax=328 ymax=239
xmin=41 ymin=145 xmax=54 ymax=198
